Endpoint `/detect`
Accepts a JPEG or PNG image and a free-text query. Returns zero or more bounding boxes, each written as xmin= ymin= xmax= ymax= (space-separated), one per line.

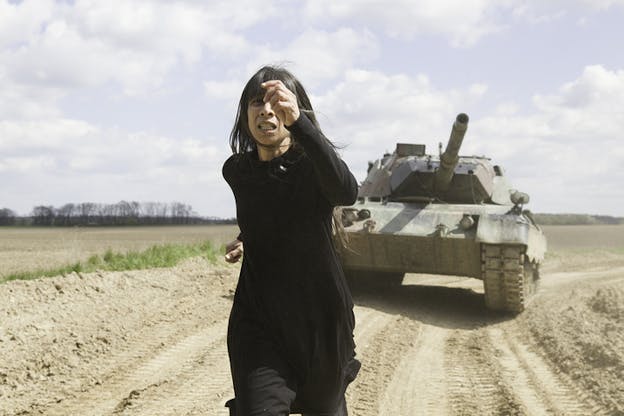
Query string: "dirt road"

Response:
xmin=1 ymin=250 xmax=623 ymax=415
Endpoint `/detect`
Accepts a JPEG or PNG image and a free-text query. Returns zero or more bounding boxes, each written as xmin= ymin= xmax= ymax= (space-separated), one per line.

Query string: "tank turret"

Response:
xmin=434 ymin=113 xmax=469 ymax=193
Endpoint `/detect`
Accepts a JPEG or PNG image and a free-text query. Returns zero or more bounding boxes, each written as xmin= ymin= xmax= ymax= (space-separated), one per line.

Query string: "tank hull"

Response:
xmin=342 ymin=231 xmax=483 ymax=277
xmin=339 ymin=201 xmax=547 ymax=313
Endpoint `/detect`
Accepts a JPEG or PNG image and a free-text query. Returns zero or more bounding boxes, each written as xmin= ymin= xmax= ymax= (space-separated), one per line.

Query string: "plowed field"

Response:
xmin=1 ymin=225 xmax=623 ymax=415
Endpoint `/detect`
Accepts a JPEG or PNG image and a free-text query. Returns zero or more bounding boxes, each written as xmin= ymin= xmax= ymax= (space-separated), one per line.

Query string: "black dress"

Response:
xmin=222 ymin=114 xmax=361 ymax=415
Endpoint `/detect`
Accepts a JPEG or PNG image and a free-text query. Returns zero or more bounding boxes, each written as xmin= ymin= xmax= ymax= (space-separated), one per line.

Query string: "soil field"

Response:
xmin=0 ymin=225 xmax=239 ymax=279
xmin=541 ymin=224 xmax=624 ymax=249
xmin=1 ymin=224 xmax=623 ymax=415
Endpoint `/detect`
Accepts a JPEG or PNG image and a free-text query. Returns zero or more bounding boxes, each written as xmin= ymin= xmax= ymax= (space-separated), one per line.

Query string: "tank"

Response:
xmin=338 ymin=113 xmax=547 ymax=313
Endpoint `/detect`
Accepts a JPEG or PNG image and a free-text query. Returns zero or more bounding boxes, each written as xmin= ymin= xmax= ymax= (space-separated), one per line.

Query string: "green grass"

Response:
xmin=1 ymin=240 xmax=218 ymax=284
xmin=609 ymin=247 xmax=624 ymax=255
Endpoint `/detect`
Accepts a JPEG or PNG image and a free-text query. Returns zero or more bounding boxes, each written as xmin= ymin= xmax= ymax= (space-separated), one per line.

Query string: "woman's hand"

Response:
xmin=224 ymin=239 xmax=243 ymax=263
xmin=261 ymin=80 xmax=300 ymax=126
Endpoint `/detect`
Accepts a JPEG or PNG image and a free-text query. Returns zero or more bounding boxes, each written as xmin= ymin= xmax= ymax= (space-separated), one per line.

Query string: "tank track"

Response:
xmin=481 ymin=244 xmax=539 ymax=313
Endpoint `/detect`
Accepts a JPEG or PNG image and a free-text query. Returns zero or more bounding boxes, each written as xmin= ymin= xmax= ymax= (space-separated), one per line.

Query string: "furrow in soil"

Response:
xmin=44 ymin=319 xmax=228 ymax=416
xmin=112 ymin=334 xmax=233 ymax=416
xmin=379 ymin=323 xmax=448 ymax=416
xmin=445 ymin=329 xmax=525 ymax=416
xmin=489 ymin=326 xmax=606 ymax=416
xmin=346 ymin=314 xmax=420 ymax=416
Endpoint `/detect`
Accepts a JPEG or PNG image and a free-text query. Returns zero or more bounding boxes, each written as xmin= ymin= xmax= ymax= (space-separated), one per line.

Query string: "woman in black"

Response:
xmin=222 ymin=65 xmax=360 ymax=415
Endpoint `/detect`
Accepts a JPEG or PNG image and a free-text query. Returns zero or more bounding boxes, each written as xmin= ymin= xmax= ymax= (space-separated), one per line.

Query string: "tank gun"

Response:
xmin=434 ymin=113 xmax=469 ymax=193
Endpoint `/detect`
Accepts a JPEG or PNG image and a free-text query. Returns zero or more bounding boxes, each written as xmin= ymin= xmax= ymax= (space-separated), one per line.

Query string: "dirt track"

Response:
xmin=1 ymin=250 xmax=623 ymax=415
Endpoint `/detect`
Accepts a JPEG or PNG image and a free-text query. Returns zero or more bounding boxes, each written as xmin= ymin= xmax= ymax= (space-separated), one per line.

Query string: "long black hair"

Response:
xmin=229 ymin=65 xmax=322 ymax=154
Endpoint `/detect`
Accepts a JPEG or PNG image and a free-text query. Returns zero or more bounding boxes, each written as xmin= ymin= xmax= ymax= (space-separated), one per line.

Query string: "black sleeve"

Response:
xmin=222 ymin=154 xmax=236 ymax=188
xmin=222 ymin=156 xmax=243 ymax=242
xmin=286 ymin=114 xmax=358 ymax=206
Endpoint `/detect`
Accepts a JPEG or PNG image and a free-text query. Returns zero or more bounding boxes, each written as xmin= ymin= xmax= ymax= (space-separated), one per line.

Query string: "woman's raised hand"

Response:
xmin=224 ymin=239 xmax=243 ymax=263
xmin=261 ymin=80 xmax=300 ymax=127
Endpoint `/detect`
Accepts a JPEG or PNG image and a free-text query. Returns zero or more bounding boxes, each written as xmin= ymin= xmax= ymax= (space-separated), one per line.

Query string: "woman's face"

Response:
xmin=247 ymin=95 xmax=291 ymax=147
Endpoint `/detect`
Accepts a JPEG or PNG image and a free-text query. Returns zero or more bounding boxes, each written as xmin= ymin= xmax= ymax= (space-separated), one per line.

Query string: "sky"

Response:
xmin=1 ymin=0 xmax=623 ymax=218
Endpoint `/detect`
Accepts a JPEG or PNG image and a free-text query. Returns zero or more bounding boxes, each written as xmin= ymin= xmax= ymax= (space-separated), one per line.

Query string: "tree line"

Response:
xmin=2 ymin=203 xmax=621 ymax=227
xmin=0 ymin=202 xmax=236 ymax=226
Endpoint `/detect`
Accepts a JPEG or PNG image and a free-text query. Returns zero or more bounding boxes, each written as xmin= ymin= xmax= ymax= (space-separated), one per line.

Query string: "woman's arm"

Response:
xmin=286 ymin=114 xmax=358 ymax=206
xmin=262 ymin=80 xmax=358 ymax=206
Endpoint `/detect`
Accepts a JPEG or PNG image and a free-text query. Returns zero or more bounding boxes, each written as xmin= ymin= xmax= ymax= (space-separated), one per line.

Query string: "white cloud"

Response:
xmin=204 ymin=79 xmax=243 ymax=101
xmin=0 ymin=118 xmax=94 ymax=153
xmin=517 ymin=0 xmax=624 ymax=13
xmin=534 ymin=65 xmax=624 ymax=112
xmin=0 ymin=76 xmax=63 ymax=120
xmin=246 ymin=28 xmax=380 ymax=86
xmin=575 ymin=0 xmax=624 ymax=8
xmin=0 ymin=0 xmax=55 ymax=49
xmin=67 ymin=0 xmax=256 ymax=62
xmin=203 ymin=28 xmax=381 ymax=110
xmin=472 ymin=65 xmax=624 ymax=214
xmin=511 ymin=0 xmax=624 ymax=23
xmin=5 ymin=20 xmax=166 ymax=92
xmin=301 ymin=0 xmax=624 ymax=46
xmin=0 ymin=0 xmax=278 ymax=96
xmin=0 ymin=118 xmax=222 ymax=175
xmin=0 ymin=155 xmax=57 ymax=174
xmin=302 ymin=0 xmax=508 ymax=47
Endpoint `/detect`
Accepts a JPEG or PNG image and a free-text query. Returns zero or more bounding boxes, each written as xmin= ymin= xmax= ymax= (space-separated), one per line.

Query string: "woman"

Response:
xmin=222 ymin=65 xmax=360 ymax=416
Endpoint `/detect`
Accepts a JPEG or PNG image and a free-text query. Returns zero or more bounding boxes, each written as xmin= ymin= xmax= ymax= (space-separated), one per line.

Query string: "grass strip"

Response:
xmin=1 ymin=240 xmax=218 ymax=284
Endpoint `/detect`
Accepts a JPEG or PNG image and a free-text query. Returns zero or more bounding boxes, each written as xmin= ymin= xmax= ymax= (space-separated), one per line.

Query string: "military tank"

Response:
xmin=338 ymin=113 xmax=547 ymax=313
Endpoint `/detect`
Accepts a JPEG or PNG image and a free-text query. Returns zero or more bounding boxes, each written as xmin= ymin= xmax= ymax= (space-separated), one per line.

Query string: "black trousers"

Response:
xmin=225 ymin=391 xmax=347 ymax=416
xmin=225 ymin=362 xmax=350 ymax=416
xmin=227 ymin=313 xmax=357 ymax=416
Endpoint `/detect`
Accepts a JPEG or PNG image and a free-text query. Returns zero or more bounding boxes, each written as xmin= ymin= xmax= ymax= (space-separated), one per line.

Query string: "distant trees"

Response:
xmin=31 ymin=206 xmax=55 ymax=226
xmin=0 ymin=208 xmax=17 ymax=225
xmin=22 ymin=201 xmax=235 ymax=226
xmin=3 ymin=203 xmax=624 ymax=227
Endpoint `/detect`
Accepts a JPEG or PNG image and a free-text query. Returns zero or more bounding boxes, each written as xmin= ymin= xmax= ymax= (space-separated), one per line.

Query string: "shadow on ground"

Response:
xmin=351 ymin=281 xmax=514 ymax=330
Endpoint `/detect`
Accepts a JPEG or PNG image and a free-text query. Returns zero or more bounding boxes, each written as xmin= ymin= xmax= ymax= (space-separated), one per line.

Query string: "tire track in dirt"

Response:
xmin=346 ymin=307 xmax=420 ymax=416
xmin=44 ymin=319 xmax=228 ymax=416
xmin=113 ymin=332 xmax=233 ymax=416
xmin=379 ymin=324 xmax=449 ymax=416
xmin=351 ymin=306 xmax=385 ymax=350
xmin=489 ymin=326 xmax=606 ymax=416
xmin=541 ymin=267 xmax=624 ymax=291
xmin=445 ymin=329 xmax=524 ymax=415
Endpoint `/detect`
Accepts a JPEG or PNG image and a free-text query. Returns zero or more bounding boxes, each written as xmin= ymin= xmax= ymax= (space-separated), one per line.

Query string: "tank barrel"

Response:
xmin=435 ymin=113 xmax=469 ymax=193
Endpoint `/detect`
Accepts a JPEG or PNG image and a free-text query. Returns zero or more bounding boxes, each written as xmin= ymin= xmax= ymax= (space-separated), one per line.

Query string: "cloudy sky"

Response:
xmin=1 ymin=0 xmax=623 ymax=217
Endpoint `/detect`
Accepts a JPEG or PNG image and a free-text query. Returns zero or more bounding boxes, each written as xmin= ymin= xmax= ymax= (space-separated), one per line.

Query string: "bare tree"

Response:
xmin=32 ymin=206 xmax=55 ymax=226
xmin=24 ymin=201 xmax=230 ymax=226
xmin=0 ymin=208 xmax=17 ymax=226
